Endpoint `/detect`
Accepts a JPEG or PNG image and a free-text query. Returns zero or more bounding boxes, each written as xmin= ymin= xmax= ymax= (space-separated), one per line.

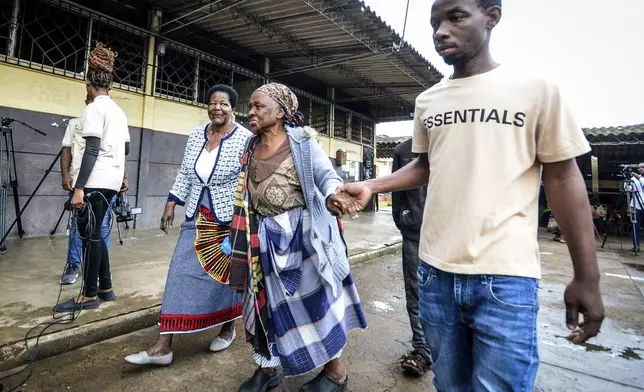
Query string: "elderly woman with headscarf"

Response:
xmin=229 ymin=83 xmax=367 ymax=392
xmin=124 ymin=85 xmax=252 ymax=366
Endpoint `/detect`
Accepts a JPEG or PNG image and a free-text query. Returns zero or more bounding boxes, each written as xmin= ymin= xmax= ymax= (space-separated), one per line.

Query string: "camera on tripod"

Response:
xmin=618 ymin=164 xmax=641 ymax=178
xmin=113 ymin=191 xmax=142 ymax=223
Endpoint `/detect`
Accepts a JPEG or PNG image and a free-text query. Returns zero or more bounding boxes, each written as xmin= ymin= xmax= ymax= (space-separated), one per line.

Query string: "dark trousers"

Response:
xmin=632 ymin=210 xmax=644 ymax=250
xmin=77 ymin=189 xmax=117 ymax=297
xmin=402 ymin=237 xmax=431 ymax=360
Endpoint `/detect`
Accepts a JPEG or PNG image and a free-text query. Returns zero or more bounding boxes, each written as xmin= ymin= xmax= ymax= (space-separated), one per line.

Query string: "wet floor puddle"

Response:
xmin=554 ymin=335 xmax=643 ymax=360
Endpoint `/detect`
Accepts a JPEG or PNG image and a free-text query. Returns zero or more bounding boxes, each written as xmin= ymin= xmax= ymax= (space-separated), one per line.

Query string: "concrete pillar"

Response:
xmin=591 ymin=155 xmax=599 ymax=196
xmin=328 ymin=87 xmax=335 ymax=137
xmin=144 ymin=9 xmax=162 ymax=97
xmin=7 ymin=0 xmax=20 ymax=58
xmin=262 ymin=57 xmax=270 ymax=84
xmin=135 ymin=9 xmax=162 ymax=228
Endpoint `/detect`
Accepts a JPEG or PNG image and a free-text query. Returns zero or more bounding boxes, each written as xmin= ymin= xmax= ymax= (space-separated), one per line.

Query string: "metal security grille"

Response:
xmin=362 ymin=120 xmax=374 ymax=145
xmin=350 ymin=115 xmax=361 ymax=143
xmin=233 ymin=73 xmax=263 ymax=119
xmin=296 ymin=95 xmax=311 ymax=126
xmin=198 ymin=59 xmax=232 ymax=105
xmin=15 ymin=0 xmax=88 ymax=77
xmin=0 ymin=0 xmax=378 ymax=137
xmin=0 ymin=1 xmax=12 ymax=56
xmin=91 ymin=18 xmax=147 ymax=91
xmin=311 ymin=101 xmax=328 ymax=135
xmin=334 ymin=109 xmax=348 ymax=140
xmin=155 ymin=45 xmax=197 ymax=102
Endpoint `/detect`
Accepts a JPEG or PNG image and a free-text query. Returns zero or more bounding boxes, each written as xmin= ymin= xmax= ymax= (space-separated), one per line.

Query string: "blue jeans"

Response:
xmin=417 ymin=263 xmax=539 ymax=392
xmin=67 ymin=195 xmax=115 ymax=268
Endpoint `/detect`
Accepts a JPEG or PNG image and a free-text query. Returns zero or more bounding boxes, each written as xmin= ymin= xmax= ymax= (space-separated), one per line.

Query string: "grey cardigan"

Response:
xmin=286 ymin=126 xmax=350 ymax=295
xmin=168 ymin=123 xmax=252 ymax=223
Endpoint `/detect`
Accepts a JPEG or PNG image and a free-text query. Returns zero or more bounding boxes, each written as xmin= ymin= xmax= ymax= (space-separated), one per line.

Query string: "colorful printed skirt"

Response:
xmin=159 ymin=207 xmax=242 ymax=334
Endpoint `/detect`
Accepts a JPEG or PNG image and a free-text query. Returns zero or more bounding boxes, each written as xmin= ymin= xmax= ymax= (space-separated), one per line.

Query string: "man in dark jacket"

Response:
xmin=391 ymin=138 xmax=432 ymax=375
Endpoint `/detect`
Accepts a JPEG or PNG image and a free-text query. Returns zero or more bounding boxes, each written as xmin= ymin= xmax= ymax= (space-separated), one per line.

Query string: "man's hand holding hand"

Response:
xmin=340 ymin=182 xmax=373 ymax=216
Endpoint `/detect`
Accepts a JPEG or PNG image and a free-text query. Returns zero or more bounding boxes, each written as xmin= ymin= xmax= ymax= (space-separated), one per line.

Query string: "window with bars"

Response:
xmin=296 ymin=95 xmax=311 ymax=126
xmin=311 ymin=101 xmax=328 ymax=135
xmin=0 ymin=1 xmax=12 ymax=56
xmin=155 ymin=45 xmax=197 ymax=102
xmin=334 ymin=110 xmax=349 ymax=140
xmin=233 ymin=73 xmax=263 ymax=118
xmin=362 ymin=120 xmax=374 ymax=145
xmin=198 ymin=60 xmax=232 ymax=105
xmin=15 ymin=0 xmax=88 ymax=76
xmin=91 ymin=19 xmax=147 ymax=91
xmin=350 ymin=116 xmax=361 ymax=142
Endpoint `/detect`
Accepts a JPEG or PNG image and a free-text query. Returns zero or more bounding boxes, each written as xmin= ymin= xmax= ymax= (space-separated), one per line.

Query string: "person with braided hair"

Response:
xmin=228 ymin=83 xmax=366 ymax=392
xmin=54 ymin=42 xmax=130 ymax=312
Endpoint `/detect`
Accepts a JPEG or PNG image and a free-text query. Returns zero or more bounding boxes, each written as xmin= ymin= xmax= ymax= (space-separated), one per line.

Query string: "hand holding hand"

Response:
xmin=326 ymin=189 xmax=354 ymax=217
xmin=71 ymin=188 xmax=85 ymax=209
xmin=563 ymin=277 xmax=604 ymax=344
xmin=340 ymin=182 xmax=373 ymax=216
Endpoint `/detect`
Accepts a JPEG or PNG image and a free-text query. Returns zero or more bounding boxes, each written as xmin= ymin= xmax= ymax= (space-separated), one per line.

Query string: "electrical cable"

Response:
xmin=0 ymin=192 xmax=115 ymax=392
xmin=393 ymin=0 xmax=411 ymax=51
xmin=401 ymin=0 xmax=411 ymax=44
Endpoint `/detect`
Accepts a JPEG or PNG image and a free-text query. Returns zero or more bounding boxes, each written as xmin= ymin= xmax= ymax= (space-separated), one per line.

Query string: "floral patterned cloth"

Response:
xmin=248 ymin=139 xmax=305 ymax=217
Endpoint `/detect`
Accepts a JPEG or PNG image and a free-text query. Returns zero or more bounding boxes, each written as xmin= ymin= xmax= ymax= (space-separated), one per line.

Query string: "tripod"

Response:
xmin=0 ymin=117 xmax=48 ymax=254
xmin=625 ymin=177 xmax=644 ymax=254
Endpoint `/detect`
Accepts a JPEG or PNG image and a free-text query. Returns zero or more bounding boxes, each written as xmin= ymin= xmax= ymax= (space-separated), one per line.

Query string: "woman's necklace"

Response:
xmin=206 ymin=124 xmax=231 ymax=152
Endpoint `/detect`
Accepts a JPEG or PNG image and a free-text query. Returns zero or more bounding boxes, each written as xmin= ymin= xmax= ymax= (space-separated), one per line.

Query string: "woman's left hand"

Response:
xmin=326 ymin=189 xmax=352 ymax=217
xmin=71 ymin=188 xmax=85 ymax=209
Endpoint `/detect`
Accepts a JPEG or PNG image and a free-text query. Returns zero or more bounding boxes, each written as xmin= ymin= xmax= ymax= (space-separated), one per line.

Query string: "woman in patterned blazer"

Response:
xmin=124 ymin=85 xmax=252 ymax=366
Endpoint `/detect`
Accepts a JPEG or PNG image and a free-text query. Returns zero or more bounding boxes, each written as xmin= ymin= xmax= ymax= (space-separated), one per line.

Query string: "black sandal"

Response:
xmin=401 ymin=350 xmax=432 ymax=376
xmin=299 ymin=371 xmax=348 ymax=392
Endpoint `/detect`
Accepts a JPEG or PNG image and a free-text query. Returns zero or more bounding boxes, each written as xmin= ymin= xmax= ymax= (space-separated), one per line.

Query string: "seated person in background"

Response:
xmin=591 ymin=198 xmax=606 ymax=234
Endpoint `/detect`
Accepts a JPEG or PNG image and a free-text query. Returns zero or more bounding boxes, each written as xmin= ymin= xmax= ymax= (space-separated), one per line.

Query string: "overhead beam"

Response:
xmin=335 ymin=89 xmax=425 ymax=103
xmin=158 ymin=0 xmax=225 ymax=30
xmin=164 ymin=0 xmax=250 ymax=35
xmin=268 ymin=51 xmax=390 ymax=78
xmin=229 ymin=4 xmax=413 ymax=107
xmin=334 ymin=82 xmax=424 ymax=89
xmin=300 ymin=0 xmax=431 ymax=89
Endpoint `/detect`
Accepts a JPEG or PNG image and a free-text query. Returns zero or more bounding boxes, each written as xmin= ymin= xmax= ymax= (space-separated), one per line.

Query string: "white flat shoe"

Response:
xmin=124 ymin=351 xmax=173 ymax=366
xmin=209 ymin=328 xmax=236 ymax=352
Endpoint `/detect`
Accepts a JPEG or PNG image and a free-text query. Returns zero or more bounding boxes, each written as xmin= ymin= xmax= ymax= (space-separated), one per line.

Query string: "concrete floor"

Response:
xmin=0 ymin=211 xmax=401 ymax=348
xmin=0 ymin=211 xmax=402 ymax=349
xmin=1 ymin=213 xmax=643 ymax=391
xmin=1 ymin=243 xmax=643 ymax=392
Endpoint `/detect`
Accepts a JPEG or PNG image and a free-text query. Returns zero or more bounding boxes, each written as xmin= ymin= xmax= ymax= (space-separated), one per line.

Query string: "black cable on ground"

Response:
xmin=0 ymin=194 xmax=114 ymax=391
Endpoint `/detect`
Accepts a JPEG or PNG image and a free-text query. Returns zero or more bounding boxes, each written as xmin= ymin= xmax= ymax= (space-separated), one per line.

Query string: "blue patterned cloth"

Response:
xmin=249 ymin=207 xmax=367 ymax=376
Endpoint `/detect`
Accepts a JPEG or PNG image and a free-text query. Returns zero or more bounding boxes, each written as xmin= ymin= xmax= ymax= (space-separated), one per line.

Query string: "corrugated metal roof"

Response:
xmin=584 ymin=123 xmax=644 ymax=137
xmin=155 ymin=0 xmax=442 ymax=117
xmin=376 ymin=135 xmax=411 ymax=158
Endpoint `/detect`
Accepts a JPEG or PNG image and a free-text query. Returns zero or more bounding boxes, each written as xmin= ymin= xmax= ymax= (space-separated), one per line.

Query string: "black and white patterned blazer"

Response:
xmin=168 ymin=123 xmax=252 ymax=224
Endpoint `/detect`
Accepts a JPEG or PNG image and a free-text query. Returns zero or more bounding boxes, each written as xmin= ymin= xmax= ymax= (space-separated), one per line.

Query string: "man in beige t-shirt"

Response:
xmin=340 ymin=0 xmax=604 ymax=390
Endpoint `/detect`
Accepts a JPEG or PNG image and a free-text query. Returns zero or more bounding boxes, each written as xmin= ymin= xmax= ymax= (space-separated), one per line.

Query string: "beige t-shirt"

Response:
xmin=77 ymin=95 xmax=130 ymax=191
xmin=412 ymin=66 xmax=590 ymax=279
